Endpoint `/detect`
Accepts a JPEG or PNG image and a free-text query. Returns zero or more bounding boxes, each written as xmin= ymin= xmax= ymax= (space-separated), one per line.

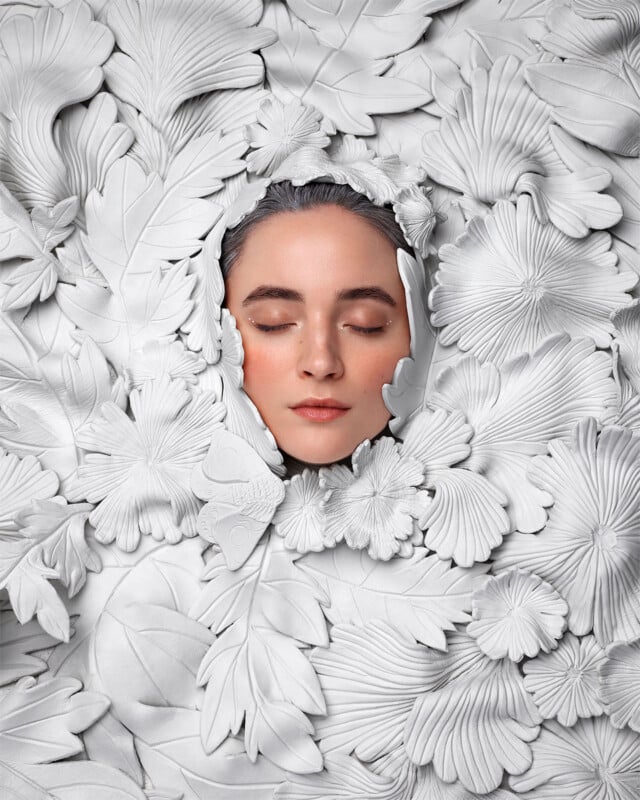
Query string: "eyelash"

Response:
xmin=252 ymin=322 xmax=386 ymax=335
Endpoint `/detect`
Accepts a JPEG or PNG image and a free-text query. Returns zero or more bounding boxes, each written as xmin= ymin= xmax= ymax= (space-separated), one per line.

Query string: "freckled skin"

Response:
xmin=224 ymin=205 xmax=411 ymax=465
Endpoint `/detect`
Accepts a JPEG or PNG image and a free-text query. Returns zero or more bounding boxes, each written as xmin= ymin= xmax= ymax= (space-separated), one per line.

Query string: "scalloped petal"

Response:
xmin=404 ymin=632 xmax=540 ymax=794
xmin=612 ymin=299 xmax=640 ymax=395
xmin=600 ymin=638 xmax=640 ymax=732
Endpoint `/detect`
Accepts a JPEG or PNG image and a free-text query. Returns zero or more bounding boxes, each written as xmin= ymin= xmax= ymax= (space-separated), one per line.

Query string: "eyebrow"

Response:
xmin=242 ymin=285 xmax=397 ymax=307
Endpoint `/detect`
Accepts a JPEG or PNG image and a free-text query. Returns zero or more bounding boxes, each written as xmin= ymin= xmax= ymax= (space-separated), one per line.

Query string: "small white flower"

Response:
xmin=126 ymin=338 xmax=206 ymax=388
xmin=393 ymin=185 xmax=436 ymax=259
xmin=523 ymin=633 xmax=605 ymax=726
xmin=468 ymin=570 xmax=568 ymax=661
xmin=320 ymin=438 xmax=429 ymax=561
xmin=600 ymin=638 xmax=640 ymax=732
xmin=245 ymin=95 xmax=330 ymax=175
xmin=68 ymin=377 xmax=224 ymax=551
xmin=273 ymin=469 xmax=326 ymax=553
xmin=432 ymin=197 xmax=635 ymax=366
xmin=510 ymin=717 xmax=640 ymax=797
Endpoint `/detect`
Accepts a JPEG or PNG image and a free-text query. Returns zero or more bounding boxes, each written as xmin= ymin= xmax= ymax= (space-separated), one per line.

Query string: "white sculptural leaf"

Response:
xmin=432 ymin=197 xmax=634 ymax=365
xmin=211 ymin=309 xmax=284 ymax=473
xmin=415 ymin=764 xmax=520 ymax=800
xmin=383 ymin=252 xmax=437 ymax=434
xmin=0 ymin=449 xmax=59 ymax=533
xmin=311 ymin=622 xmax=440 ymax=762
xmin=287 ymin=0 xmax=432 ymax=60
xmin=273 ymin=751 xmax=408 ymax=800
xmin=0 ymin=186 xmax=77 ymax=311
xmin=54 ymin=92 xmax=134 ymax=225
xmin=95 ymin=601 xmax=213 ymax=711
xmin=0 ymin=613 xmax=59 ymax=686
xmin=104 ymin=0 xmax=275 ymax=129
xmin=261 ymin=2 xmax=431 ymax=135
xmin=15 ymin=499 xmax=99 ymax=597
xmin=180 ymin=221 xmax=225 ymax=364
xmin=493 ymin=419 xmax=640 ymax=646
xmin=404 ymin=632 xmax=541 ymax=794
xmin=2 ymin=761 xmax=147 ymax=800
xmin=198 ymin=623 xmax=323 ymax=772
xmin=193 ymin=427 xmax=285 ymax=569
xmin=468 ymin=569 xmax=567 ymax=661
xmin=193 ymin=535 xmax=327 ymax=769
xmin=422 ymin=55 xmax=623 ymax=237
xmin=83 ymin=710 xmax=145 ymax=788
xmin=300 ymin=545 xmax=487 ymax=650
xmin=0 ymin=0 xmax=114 ymax=208
xmin=523 ymin=633 xmax=605 ymax=728
xmin=509 ymin=717 xmax=640 ymax=797
xmin=0 ymin=302 xmax=113 ymax=488
xmin=600 ymin=638 xmax=640 ymax=732
xmin=132 ymin=709 xmax=285 ymax=800
xmin=69 ymin=378 xmax=224 ymax=551
xmin=0 ymin=675 xmax=109 ymax=763
xmin=430 ymin=334 xmax=616 ymax=532
xmin=80 ymin=155 xmax=217 ymax=283
xmin=57 ymin=261 xmax=196 ymax=371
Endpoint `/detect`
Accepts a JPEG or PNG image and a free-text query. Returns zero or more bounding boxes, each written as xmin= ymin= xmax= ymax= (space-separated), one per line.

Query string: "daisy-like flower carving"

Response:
xmin=523 ymin=633 xmax=605 ymax=726
xmin=494 ymin=419 xmax=640 ymax=646
xmin=320 ymin=438 xmax=430 ymax=561
xmin=468 ymin=570 xmax=568 ymax=661
xmin=245 ymin=95 xmax=331 ymax=175
xmin=272 ymin=469 xmax=326 ymax=554
xmin=432 ymin=197 xmax=635 ymax=366
xmin=68 ymin=377 xmax=225 ymax=551
xmin=600 ymin=638 xmax=640 ymax=733
xmin=510 ymin=717 xmax=640 ymax=798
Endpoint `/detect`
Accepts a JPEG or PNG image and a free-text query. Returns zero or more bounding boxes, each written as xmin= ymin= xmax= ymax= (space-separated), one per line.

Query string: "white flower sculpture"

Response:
xmin=245 ymin=95 xmax=331 ymax=174
xmin=69 ymin=377 xmax=224 ymax=551
xmin=523 ymin=633 xmax=605 ymax=727
xmin=494 ymin=419 xmax=640 ymax=646
xmin=432 ymin=197 xmax=636 ymax=366
xmin=468 ymin=570 xmax=568 ymax=661
xmin=320 ymin=438 xmax=430 ymax=561
xmin=273 ymin=469 xmax=326 ymax=553
xmin=510 ymin=717 xmax=640 ymax=798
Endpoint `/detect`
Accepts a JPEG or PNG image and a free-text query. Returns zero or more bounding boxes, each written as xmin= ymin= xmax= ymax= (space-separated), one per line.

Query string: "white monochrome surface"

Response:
xmin=0 ymin=1 xmax=639 ymax=799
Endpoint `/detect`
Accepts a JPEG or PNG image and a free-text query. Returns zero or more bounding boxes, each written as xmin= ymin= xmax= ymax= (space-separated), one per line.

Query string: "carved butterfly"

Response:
xmin=192 ymin=428 xmax=285 ymax=569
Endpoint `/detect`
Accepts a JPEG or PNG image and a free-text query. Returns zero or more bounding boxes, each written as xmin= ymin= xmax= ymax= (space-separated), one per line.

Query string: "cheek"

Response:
xmin=355 ymin=339 xmax=408 ymax=398
xmin=240 ymin=336 xmax=289 ymax=406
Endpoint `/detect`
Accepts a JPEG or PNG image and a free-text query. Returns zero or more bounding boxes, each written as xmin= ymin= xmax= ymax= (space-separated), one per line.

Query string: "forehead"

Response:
xmin=227 ymin=204 xmax=403 ymax=294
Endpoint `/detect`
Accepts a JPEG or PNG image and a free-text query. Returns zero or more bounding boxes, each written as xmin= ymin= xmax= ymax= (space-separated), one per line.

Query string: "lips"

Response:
xmin=291 ymin=398 xmax=350 ymax=422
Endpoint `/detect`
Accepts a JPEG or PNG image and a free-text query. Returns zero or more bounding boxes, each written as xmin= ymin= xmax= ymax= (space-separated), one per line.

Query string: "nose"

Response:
xmin=297 ymin=323 xmax=344 ymax=381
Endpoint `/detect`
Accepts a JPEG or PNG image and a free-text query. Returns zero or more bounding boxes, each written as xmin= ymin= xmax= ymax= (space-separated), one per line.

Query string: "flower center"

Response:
xmin=565 ymin=666 xmax=583 ymax=683
xmin=520 ymin=276 xmax=546 ymax=302
xmin=590 ymin=524 xmax=617 ymax=551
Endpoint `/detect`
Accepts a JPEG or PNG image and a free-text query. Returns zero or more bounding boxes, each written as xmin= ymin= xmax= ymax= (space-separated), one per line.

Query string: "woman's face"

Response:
xmin=224 ymin=204 xmax=411 ymax=465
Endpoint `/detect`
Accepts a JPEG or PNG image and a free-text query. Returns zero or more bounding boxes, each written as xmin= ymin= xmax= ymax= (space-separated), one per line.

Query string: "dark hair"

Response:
xmin=220 ymin=180 xmax=412 ymax=276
